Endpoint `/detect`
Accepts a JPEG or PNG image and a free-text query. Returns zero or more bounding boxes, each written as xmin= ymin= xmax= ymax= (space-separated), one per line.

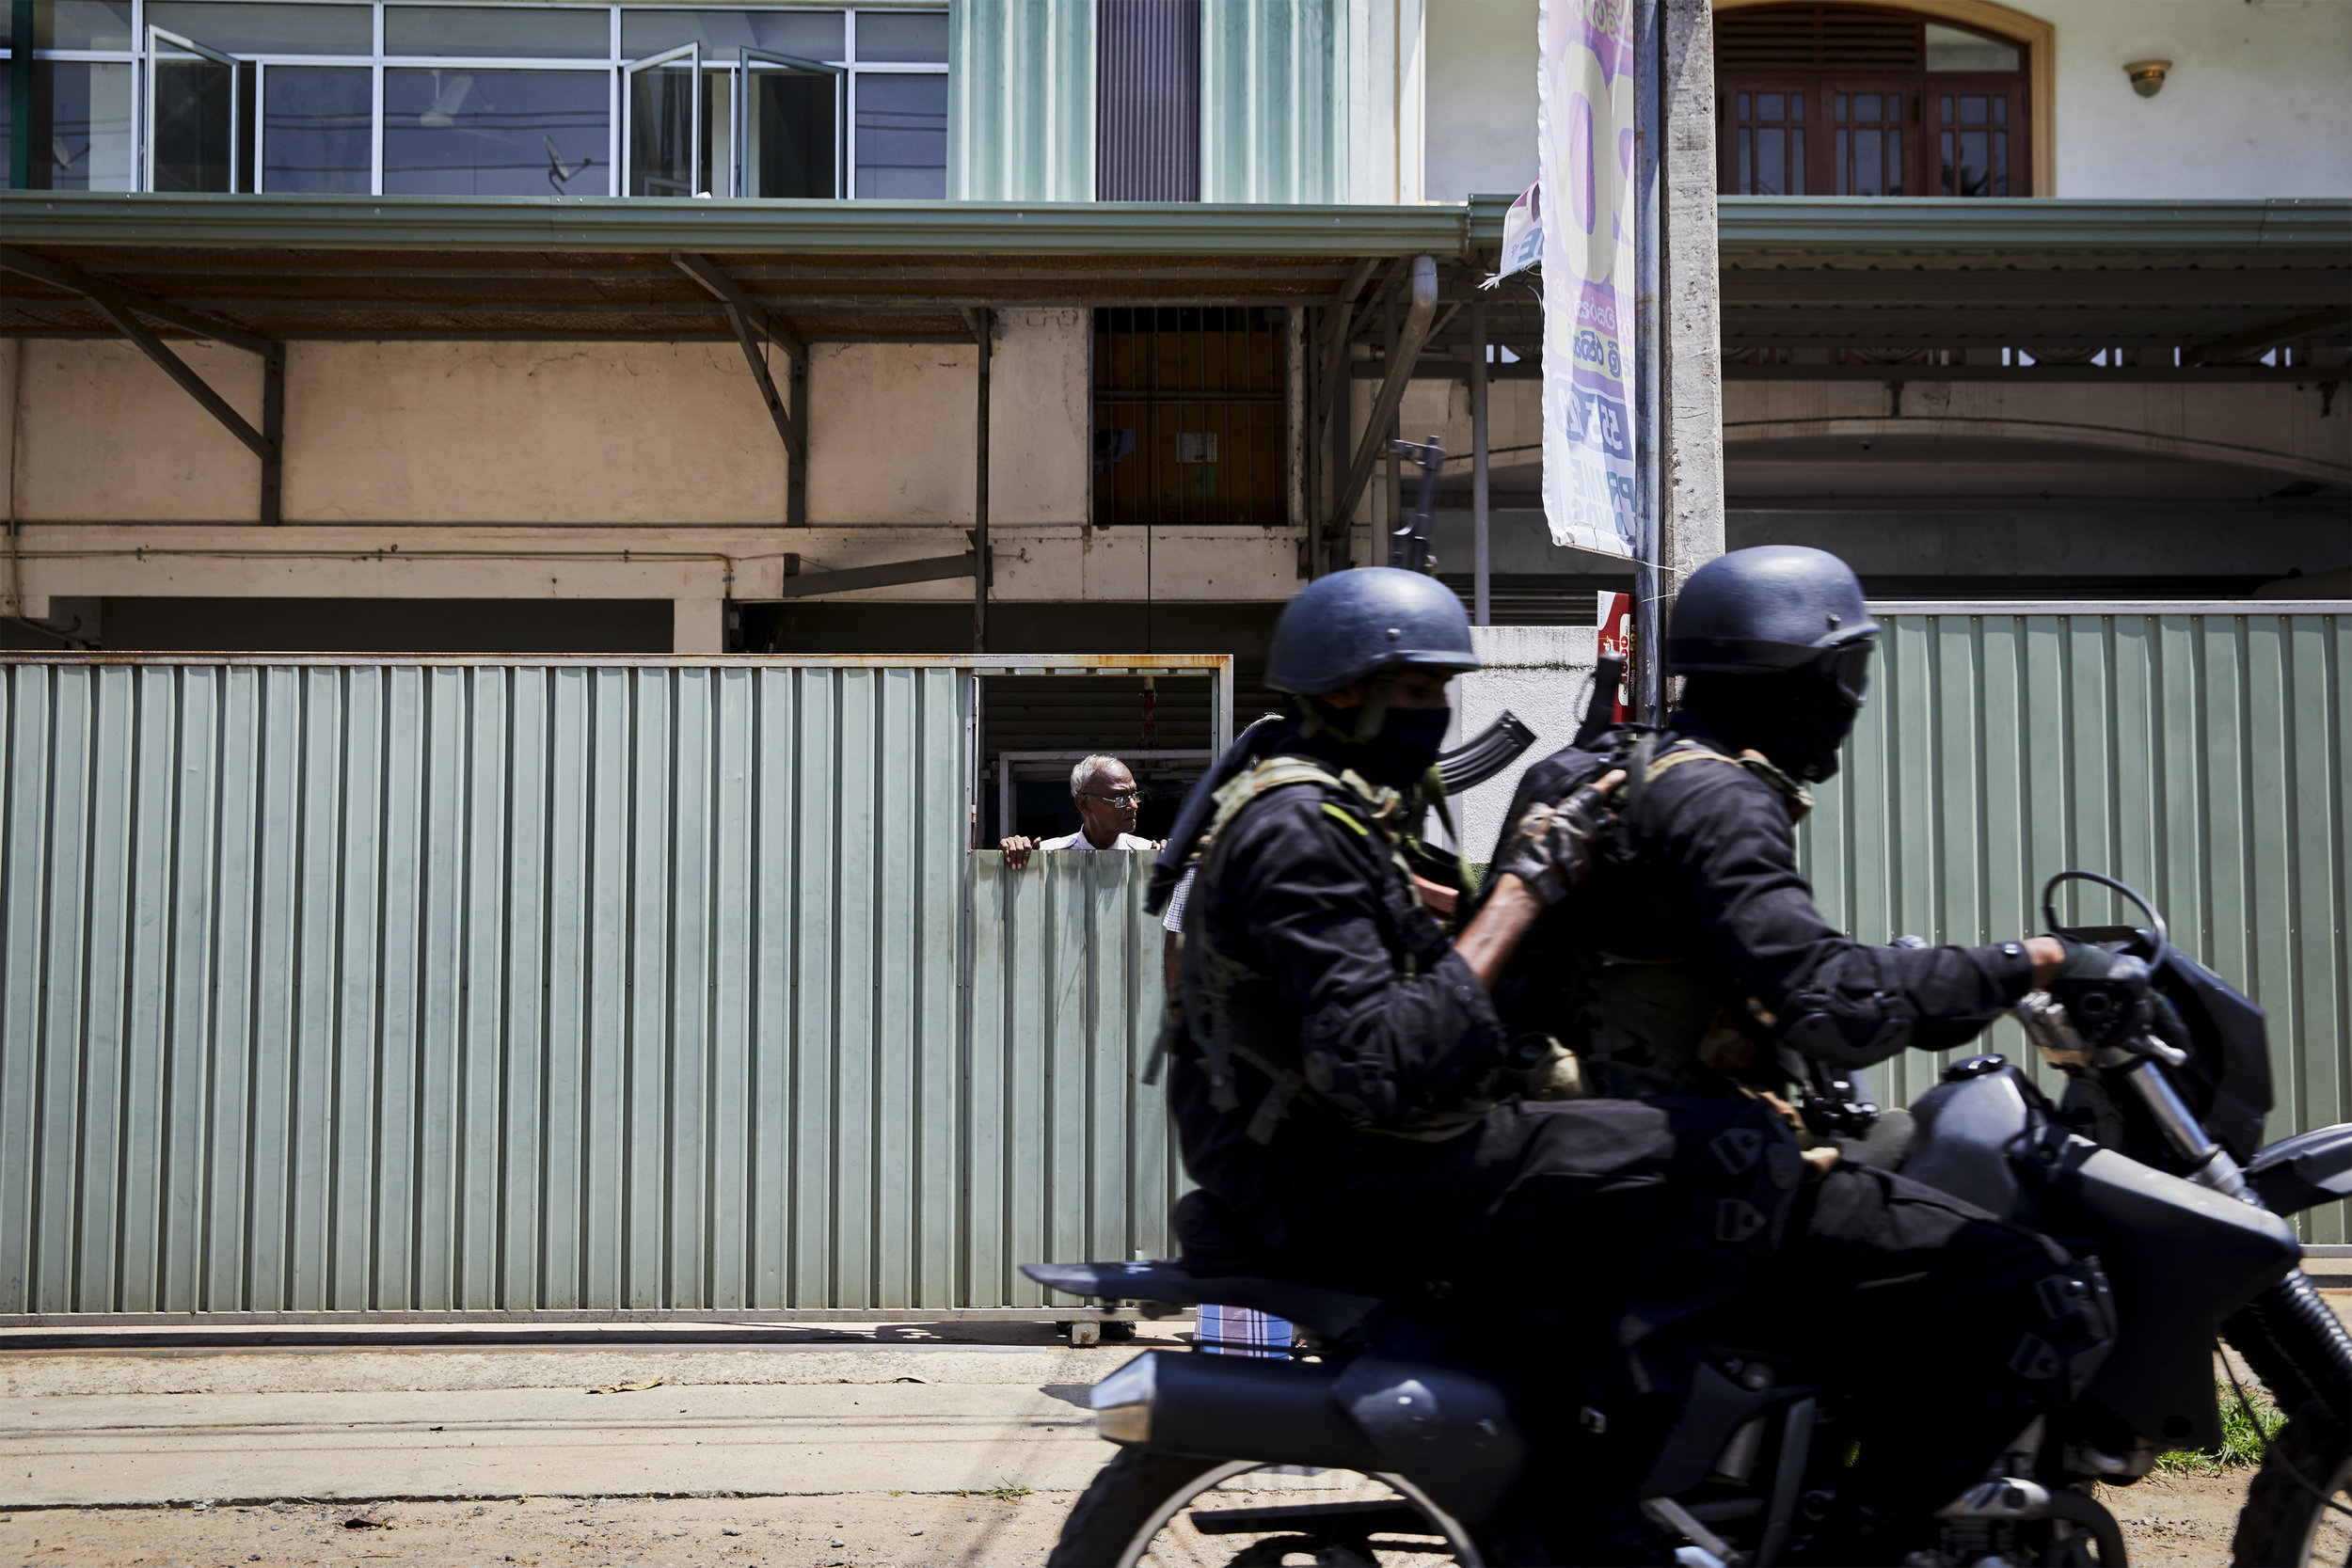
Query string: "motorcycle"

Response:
xmin=1024 ymin=872 xmax=2352 ymax=1566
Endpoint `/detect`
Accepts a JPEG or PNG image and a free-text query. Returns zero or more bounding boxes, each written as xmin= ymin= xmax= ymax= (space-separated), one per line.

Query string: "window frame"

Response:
xmin=1711 ymin=0 xmax=2050 ymax=198
xmin=3 ymin=0 xmax=946 ymax=197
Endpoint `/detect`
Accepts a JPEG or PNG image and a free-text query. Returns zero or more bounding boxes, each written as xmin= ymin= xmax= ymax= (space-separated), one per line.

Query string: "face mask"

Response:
xmin=1680 ymin=675 xmax=1853 ymax=783
xmin=1359 ymin=704 xmax=1453 ymax=787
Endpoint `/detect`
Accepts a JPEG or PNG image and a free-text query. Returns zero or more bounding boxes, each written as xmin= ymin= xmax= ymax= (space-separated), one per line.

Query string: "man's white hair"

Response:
xmin=1070 ymin=754 xmax=1125 ymax=798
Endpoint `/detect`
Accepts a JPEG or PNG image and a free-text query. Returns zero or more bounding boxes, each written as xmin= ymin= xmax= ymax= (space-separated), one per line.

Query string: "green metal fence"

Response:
xmin=0 ymin=654 xmax=1212 ymax=1318
xmin=0 ymin=613 xmax=2341 ymax=1319
xmin=1801 ymin=608 xmax=2350 ymax=1240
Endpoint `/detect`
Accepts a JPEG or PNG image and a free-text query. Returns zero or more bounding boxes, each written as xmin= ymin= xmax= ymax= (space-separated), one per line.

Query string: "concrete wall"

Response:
xmin=1722 ymin=377 xmax=2352 ymax=485
xmin=9 ymin=309 xmax=1091 ymax=529
xmin=1423 ymin=0 xmax=1537 ymax=202
xmin=1426 ymin=0 xmax=2352 ymax=200
xmin=1442 ymin=623 xmax=1597 ymax=860
xmin=2041 ymin=0 xmax=2352 ymax=198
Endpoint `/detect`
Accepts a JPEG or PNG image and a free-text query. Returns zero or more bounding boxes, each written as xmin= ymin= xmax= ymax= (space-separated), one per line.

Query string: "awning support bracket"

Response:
xmin=0 ymin=244 xmax=283 ymax=524
xmin=674 ymin=251 xmax=809 ymax=526
xmin=1320 ymin=255 xmax=1438 ymax=574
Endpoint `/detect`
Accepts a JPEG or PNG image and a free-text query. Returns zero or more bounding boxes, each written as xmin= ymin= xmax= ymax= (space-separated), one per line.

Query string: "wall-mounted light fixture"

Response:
xmin=2124 ymin=59 xmax=2172 ymax=97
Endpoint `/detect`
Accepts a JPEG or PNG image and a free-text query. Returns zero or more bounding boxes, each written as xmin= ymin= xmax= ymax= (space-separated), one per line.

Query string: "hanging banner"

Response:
xmin=1487 ymin=179 xmax=1543 ymax=284
xmin=1536 ymin=0 xmax=1638 ymax=559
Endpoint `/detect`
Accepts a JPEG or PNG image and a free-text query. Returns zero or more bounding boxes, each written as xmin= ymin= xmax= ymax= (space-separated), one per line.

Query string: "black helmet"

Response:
xmin=1666 ymin=546 xmax=1880 ymax=705
xmin=1265 ymin=567 xmax=1480 ymax=696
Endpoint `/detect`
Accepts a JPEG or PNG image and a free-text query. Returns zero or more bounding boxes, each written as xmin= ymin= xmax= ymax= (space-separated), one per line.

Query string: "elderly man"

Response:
xmin=1000 ymin=754 xmax=1158 ymax=869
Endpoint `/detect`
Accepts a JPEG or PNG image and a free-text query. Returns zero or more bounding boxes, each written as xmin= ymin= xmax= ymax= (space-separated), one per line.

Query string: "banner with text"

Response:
xmin=1537 ymin=0 xmax=1638 ymax=558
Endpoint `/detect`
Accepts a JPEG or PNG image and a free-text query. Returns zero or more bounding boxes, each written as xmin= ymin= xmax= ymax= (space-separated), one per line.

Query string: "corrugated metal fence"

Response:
xmin=0 ymin=656 xmax=1198 ymax=1317
xmin=1 ymin=615 xmax=2343 ymax=1316
xmin=1800 ymin=608 xmax=2349 ymax=1241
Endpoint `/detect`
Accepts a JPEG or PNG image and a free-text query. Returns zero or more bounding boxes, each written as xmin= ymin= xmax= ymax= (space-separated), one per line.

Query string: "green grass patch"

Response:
xmin=2155 ymin=1384 xmax=2285 ymax=1474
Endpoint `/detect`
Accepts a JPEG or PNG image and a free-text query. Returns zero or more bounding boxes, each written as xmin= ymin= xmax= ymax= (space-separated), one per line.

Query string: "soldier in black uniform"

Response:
xmin=1157 ymin=566 xmax=1808 ymax=1559
xmin=1491 ymin=545 xmax=2122 ymax=1562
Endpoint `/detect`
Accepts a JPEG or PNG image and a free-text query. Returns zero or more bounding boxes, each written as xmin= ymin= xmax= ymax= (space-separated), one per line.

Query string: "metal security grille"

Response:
xmin=1095 ymin=0 xmax=1200 ymax=201
xmin=1092 ymin=306 xmax=1289 ymax=529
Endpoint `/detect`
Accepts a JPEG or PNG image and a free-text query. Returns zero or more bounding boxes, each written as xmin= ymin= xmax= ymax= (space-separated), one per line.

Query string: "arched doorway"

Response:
xmin=1712 ymin=1 xmax=2054 ymax=197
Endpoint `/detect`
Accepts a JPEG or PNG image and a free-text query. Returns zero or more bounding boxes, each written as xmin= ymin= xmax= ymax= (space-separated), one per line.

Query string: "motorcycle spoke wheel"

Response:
xmin=2232 ymin=1404 xmax=2352 ymax=1568
xmin=1051 ymin=1452 xmax=1481 ymax=1568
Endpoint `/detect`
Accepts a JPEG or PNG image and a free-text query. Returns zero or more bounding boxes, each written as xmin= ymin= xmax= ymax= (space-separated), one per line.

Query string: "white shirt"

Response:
xmin=1039 ymin=829 xmax=1156 ymax=854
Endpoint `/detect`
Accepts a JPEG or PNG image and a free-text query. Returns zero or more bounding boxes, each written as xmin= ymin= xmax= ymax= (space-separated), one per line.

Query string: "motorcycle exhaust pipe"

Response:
xmin=1089 ymin=1351 xmax=1387 ymax=1470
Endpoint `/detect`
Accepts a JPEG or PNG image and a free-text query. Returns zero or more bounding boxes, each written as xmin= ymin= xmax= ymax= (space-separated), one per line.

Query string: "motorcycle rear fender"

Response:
xmin=2048 ymin=1141 xmax=2301 ymax=1452
xmin=2247 ymin=1123 xmax=2352 ymax=1218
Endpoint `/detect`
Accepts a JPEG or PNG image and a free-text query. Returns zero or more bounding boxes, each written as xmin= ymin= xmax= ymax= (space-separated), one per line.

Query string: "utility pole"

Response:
xmin=1632 ymin=0 xmax=1665 ymax=721
xmin=1661 ymin=0 xmax=1727 ymax=633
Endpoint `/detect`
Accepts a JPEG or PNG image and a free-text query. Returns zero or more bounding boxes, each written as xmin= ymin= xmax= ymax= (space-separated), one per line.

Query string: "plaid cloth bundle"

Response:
xmin=1196 ymin=1304 xmax=1293 ymax=1357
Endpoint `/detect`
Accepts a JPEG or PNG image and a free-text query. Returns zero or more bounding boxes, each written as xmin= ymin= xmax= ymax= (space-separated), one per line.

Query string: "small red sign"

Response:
xmin=1596 ymin=593 xmax=1635 ymax=723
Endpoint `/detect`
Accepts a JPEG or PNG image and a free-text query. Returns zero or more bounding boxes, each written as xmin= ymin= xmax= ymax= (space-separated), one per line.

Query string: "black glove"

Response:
xmin=2050 ymin=937 xmax=2153 ymax=1044
xmin=1495 ymin=784 xmax=1613 ymax=906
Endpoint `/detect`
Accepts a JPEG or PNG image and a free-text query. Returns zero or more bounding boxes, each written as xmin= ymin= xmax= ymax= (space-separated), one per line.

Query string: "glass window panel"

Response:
xmin=1858 ymin=92 xmax=1882 ymax=121
xmin=1960 ymin=95 xmax=1987 ymax=125
xmin=385 ymin=67 xmax=609 ymax=194
xmin=627 ymin=55 xmax=694 ymax=194
xmin=1942 ymin=93 xmax=1953 ymax=123
xmin=1738 ymin=125 xmax=1750 ymax=192
xmin=852 ymin=70 xmax=943 ymax=197
xmin=1940 ymin=129 xmax=1953 ymax=195
xmin=1834 ymin=127 xmax=1846 ymax=190
xmin=1956 ymin=129 xmax=1989 ymax=195
xmin=1738 ymin=90 xmax=1750 ymax=120
xmin=1993 ymin=130 xmax=2007 ymax=196
xmin=1994 ymin=96 xmax=2007 ymax=125
xmin=854 ymin=10 xmax=946 ymax=63
xmin=1854 ymin=127 xmax=1880 ymax=195
xmin=151 ymin=45 xmax=239 ymax=192
xmin=1757 ymin=126 xmax=1784 ymax=194
xmin=146 ymin=3 xmax=371 ymax=55
xmin=35 ymin=0 xmax=134 ymax=49
xmin=1924 ymin=23 xmax=2020 ymax=71
xmin=0 ymin=73 xmax=10 ymax=187
xmin=1887 ymin=126 xmax=1899 ymax=191
xmin=1834 ymin=91 xmax=1845 ymax=119
xmin=385 ymin=7 xmax=610 ymax=58
xmin=1758 ymin=92 xmax=1783 ymax=120
xmin=1791 ymin=127 xmax=1804 ymax=194
xmin=747 ymin=64 xmax=837 ymax=196
xmin=622 ymin=9 xmax=844 ymax=63
xmin=1792 ymin=93 xmax=1804 ymax=121
xmin=29 ymin=59 xmax=135 ymax=188
xmin=701 ymin=67 xmax=734 ymax=196
xmin=262 ymin=63 xmax=370 ymax=190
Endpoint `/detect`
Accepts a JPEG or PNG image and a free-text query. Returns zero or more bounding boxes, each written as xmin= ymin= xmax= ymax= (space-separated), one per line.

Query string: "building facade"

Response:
xmin=2 ymin=0 xmax=2345 ymax=677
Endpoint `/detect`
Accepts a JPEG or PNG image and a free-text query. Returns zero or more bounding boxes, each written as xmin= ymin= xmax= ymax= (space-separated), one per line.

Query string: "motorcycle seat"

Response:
xmin=1019 ymin=1259 xmax=1380 ymax=1340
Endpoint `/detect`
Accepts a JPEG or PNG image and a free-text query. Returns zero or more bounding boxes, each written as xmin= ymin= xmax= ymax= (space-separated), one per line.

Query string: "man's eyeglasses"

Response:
xmin=1079 ymin=790 xmax=1144 ymax=809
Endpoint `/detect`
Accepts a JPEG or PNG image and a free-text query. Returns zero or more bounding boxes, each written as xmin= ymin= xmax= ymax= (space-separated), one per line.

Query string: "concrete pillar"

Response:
xmin=674 ymin=597 xmax=726 ymax=654
xmin=1661 ymin=0 xmax=1726 ymax=611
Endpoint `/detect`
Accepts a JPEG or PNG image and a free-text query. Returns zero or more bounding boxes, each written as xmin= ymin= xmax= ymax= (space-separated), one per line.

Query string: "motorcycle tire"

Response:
xmin=1045 ymin=1449 xmax=1482 ymax=1567
xmin=2231 ymin=1401 xmax=2352 ymax=1568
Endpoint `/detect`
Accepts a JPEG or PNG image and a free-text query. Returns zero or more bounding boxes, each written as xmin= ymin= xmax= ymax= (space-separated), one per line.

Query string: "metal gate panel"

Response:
xmin=0 ymin=658 xmax=977 ymax=1313
xmin=1799 ymin=610 xmax=2350 ymax=1240
xmin=966 ymin=850 xmax=1177 ymax=1309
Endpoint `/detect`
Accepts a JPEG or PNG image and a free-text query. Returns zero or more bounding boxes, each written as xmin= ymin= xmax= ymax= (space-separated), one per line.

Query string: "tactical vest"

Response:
xmin=1575 ymin=733 xmax=1814 ymax=1093
xmin=1166 ymin=754 xmax=1498 ymax=1146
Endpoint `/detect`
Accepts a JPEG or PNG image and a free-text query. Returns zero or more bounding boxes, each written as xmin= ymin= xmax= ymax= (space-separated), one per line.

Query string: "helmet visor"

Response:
xmin=1826 ymin=640 xmax=1874 ymax=708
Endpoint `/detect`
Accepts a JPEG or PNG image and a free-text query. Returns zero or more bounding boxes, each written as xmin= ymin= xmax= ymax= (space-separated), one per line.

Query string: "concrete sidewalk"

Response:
xmin=0 ymin=1327 xmax=1155 ymax=1509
